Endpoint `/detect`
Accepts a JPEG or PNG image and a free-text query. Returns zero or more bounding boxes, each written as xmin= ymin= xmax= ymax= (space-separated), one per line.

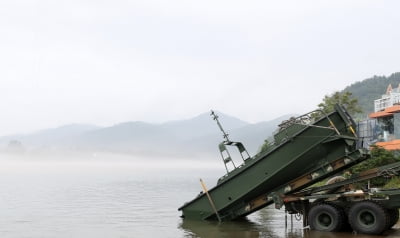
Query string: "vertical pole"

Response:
xmin=291 ymin=214 xmax=293 ymax=230
xmin=200 ymin=178 xmax=221 ymax=222
xmin=211 ymin=110 xmax=230 ymax=142
xmin=302 ymin=202 xmax=308 ymax=228
xmin=285 ymin=210 xmax=287 ymax=229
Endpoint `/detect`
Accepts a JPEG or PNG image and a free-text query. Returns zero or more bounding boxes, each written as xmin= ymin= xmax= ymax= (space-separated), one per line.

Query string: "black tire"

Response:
xmin=331 ymin=202 xmax=352 ymax=232
xmin=348 ymin=201 xmax=389 ymax=235
xmin=308 ymin=203 xmax=344 ymax=232
xmin=387 ymin=208 xmax=399 ymax=229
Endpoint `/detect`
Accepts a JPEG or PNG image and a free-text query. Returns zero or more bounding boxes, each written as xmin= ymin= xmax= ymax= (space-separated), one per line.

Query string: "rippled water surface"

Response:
xmin=0 ymin=157 xmax=399 ymax=238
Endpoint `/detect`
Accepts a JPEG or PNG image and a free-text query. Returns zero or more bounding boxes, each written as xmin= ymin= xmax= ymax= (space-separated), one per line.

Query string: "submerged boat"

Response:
xmin=178 ymin=105 xmax=369 ymax=221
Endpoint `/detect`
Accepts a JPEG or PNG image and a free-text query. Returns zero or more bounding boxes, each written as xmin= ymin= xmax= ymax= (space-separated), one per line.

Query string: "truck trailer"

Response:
xmin=178 ymin=105 xmax=400 ymax=235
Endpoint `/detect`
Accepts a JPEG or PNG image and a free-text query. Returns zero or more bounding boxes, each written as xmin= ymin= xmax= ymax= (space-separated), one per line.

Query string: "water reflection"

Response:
xmin=180 ymin=218 xmax=293 ymax=238
xmin=179 ymin=207 xmax=400 ymax=238
xmin=179 ymin=207 xmax=304 ymax=238
xmin=180 ymin=219 xmax=257 ymax=238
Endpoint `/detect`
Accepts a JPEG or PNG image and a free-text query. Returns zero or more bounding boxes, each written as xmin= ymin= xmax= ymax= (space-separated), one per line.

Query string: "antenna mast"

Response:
xmin=210 ymin=110 xmax=230 ymax=142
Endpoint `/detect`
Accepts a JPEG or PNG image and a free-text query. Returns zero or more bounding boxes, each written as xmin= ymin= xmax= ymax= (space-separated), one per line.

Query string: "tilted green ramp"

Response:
xmin=178 ymin=105 xmax=369 ymax=221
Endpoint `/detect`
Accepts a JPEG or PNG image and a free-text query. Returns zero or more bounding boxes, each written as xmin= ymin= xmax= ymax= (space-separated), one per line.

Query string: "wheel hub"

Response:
xmin=359 ymin=210 xmax=376 ymax=226
xmin=318 ymin=213 xmax=332 ymax=227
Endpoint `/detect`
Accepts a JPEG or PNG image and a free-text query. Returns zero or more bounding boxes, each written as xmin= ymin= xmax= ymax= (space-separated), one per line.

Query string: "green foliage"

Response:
xmin=351 ymin=146 xmax=399 ymax=174
xmin=259 ymin=139 xmax=273 ymax=153
xmin=317 ymin=91 xmax=363 ymax=116
xmin=350 ymin=146 xmax=400 ymax=187
xmin=383 ymin=177 xmax=400 ymax=189
xmin=310 ymin=91 xmax=362 ymax=120
xmin=259 ymin=72 xmax=400 ymax=172
xmin=344 ymin=72 xmax=400 ymax=118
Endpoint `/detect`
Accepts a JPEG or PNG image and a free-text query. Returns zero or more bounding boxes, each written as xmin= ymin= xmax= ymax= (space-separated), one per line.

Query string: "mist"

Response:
xmin=0 ymin=111 xmax=292 ymax=161
xmin=1 ymin=1 xmax=400 ymax=237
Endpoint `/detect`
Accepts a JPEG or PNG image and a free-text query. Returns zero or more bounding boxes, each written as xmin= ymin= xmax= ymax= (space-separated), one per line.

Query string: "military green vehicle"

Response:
xmin=178 ymin=105 xmax=400 ymax=235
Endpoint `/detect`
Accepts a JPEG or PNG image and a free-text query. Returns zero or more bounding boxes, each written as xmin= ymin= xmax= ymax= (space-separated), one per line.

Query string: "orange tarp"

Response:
xmin=375 ymin=140 xmax=400 ymax=150
xmin=369 ymin=105 xmax=400 ymax=118
xmin=369 ymin=111 xmax=393 ymax=118
xmin=385 ymin=105 xmax=400 ymax=113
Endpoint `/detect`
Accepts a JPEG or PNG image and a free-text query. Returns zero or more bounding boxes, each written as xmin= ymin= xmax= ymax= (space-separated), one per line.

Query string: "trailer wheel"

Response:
xmin=348 ymin=201 xmax=388 ymax=235
xmin=308 ymin=204 xmax=344 ymax=232
xmin=387 ymin=208 xmax=399 ymax=229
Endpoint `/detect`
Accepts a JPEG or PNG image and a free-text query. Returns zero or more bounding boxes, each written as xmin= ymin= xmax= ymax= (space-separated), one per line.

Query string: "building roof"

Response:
xmin=376 ymin=139 xmax=400 ymax=150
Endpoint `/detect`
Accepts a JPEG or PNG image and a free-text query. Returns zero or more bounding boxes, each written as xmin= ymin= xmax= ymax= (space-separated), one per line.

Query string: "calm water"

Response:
xmin=0 ymin=156 xmax=399 ymax=238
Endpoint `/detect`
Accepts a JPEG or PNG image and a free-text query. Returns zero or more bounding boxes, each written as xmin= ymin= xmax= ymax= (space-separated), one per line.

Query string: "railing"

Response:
xmin=374 ymin=93 xmax=400 ymax=112
xmin=375 ymin=96 xmax=391 ymax=112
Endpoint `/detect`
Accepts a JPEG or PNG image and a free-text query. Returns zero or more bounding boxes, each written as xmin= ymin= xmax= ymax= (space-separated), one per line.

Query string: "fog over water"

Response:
xmin=0 ymin=154 xmax=223 ymax=237
xmin=1 ymin=154 xmax=399 ymax=237
xmin=2 ymin=0 xmax=400 ymax=237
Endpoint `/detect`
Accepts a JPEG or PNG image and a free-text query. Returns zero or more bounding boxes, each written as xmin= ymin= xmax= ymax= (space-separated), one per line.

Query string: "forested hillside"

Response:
xmin=344 ymin=72 xmax=400 ymax=118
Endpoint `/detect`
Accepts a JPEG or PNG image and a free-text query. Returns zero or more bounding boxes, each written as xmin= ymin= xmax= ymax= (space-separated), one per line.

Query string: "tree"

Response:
xmin=259 ymin=91 xmax=363 ymax=154
xmin=6 ymin=140 xmax=25 ymax=153
xmin=317 ymin=91 xmax=363 ymax=117
xmin=259 ymin=139 xmax=273 ymax=153
xmin=350 ymin=146 xmax=400 ymax=187
xmin=351 ymin=146 xmax=399 ymax=174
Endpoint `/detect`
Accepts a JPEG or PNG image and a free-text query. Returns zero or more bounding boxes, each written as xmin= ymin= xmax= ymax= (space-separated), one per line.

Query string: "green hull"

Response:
xmin=178 ymin=105 xmax=369 ymax=221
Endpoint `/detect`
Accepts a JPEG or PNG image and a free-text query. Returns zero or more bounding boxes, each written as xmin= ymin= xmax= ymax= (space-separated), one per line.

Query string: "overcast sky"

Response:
xmin=0 ymin=0 xmax=399 ymax=136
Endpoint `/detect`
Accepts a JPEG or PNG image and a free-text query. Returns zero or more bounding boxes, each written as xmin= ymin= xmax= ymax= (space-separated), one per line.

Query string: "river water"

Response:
xmin=0 ymin=156 xmax=399 ymax=238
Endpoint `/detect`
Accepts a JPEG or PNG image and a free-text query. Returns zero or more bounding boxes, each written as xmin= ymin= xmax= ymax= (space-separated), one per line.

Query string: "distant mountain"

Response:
xmin=3 ymin=72 xmax=400 ymax=158
xmin=0 ymin=124 xmax=100 ymax=146
xmin=229 ymin=114 xmax=295 ymax=153
xmin=78 ymin=121 xmax=177 ymax=155
xmin=75 ymin=112 xmax=287 ymax=157
xmin=5 ymin=71 xmax=400 ymax=158
xmin=180 ymin=114 xmax=295 ymax=157
xmin=0 ymin=112 xmax=293 ymax=158
xmin=344 ymin=72 xmax=400 ymax=118
xmin=161 ymin=111 xmax=249 ymax=139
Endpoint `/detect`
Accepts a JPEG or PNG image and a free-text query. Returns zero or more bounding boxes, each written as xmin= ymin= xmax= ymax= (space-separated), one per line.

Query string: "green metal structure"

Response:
xmin=178 ymin=105 xmax=400 ymax=235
